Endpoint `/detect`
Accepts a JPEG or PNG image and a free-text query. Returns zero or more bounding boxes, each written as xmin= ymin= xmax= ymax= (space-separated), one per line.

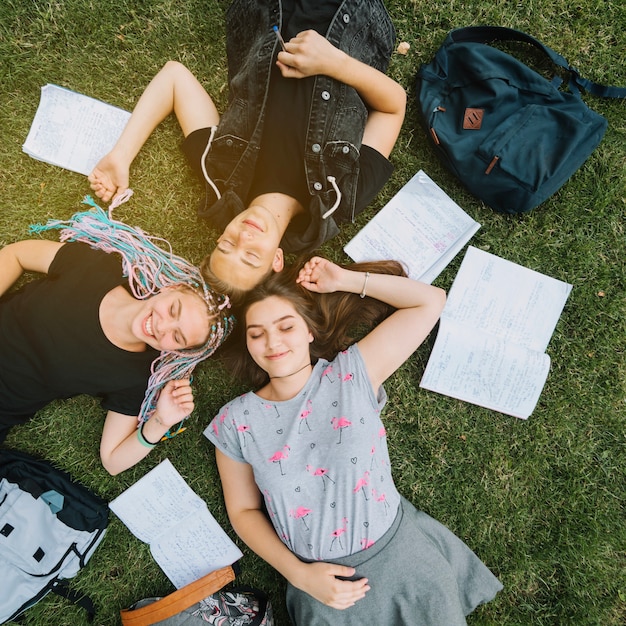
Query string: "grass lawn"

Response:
xmin=0 ymin=1 xmax=624 ymax=624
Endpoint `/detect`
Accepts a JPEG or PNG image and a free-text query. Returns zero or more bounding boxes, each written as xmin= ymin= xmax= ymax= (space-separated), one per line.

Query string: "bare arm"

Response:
xmin=100 ymin=379 xmax=194 ymax=475
xmin=88 ymin=61 xmax=219 ymax=202
xmin=215 ymin=449 xmax=370 ymax=609
xmin=0 ymin=240 xmax=64 ymax=297
xmin=276 ymin=30 xmax=406 ymax=157
xmin=297 ymin=257 xmax=446 ymax=391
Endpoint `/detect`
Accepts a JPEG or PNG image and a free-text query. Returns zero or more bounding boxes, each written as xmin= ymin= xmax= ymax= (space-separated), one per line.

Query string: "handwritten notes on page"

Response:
xmin=344 ymin=170 xmax=480 ymax=284
xmin=420 ymin=246 xmax=572 ymax=419
xmin=109 ymin=459 xmax=243 ymax=589
xmin=22 ymin=84 xmax=131 ymax=176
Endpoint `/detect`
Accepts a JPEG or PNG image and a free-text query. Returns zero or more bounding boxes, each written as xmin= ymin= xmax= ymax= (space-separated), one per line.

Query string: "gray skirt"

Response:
xmin=286 ymin=497 xmax=502 ymax=625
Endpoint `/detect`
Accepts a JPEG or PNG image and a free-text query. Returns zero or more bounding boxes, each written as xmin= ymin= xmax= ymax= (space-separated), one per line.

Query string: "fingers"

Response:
xmin=296 ymin=256 xmax=324 ymax=282
xmin=167 ymin=379 xmax=194 ymax=412
xmin=88 ymin=168 xmax=118 ymax=202
xmin=326 ymin=576 xmax=370 ymax=610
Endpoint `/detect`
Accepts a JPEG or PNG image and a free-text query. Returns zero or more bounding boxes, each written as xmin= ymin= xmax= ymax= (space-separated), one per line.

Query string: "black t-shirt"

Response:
xmin=0 ymin=243 xmax=157 ymax=424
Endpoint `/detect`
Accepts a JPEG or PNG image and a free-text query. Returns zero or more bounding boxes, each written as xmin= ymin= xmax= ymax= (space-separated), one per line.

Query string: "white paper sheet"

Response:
xmin=420 ymin=247 xmax=572 ymax=419
xmin=344 ymin=170 xmax=480 ymax=284
xmin=109 ymin=459 xmax=243 ymax=588
xmin=22 ymin=84 xmax=131 ymax=176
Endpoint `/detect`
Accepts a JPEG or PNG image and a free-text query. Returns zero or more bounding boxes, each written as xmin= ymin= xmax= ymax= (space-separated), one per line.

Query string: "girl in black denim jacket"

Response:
xmin=89 ymin=0 xmax=406 ymax=299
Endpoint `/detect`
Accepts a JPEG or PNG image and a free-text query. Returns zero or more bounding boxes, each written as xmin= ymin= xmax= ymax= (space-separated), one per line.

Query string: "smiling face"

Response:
xmin=245 ymin=295 xmax=314 ymax=378
xmin=133 ymin=287 xmax=210 ymax=352
xmin=208 ymin=205 xmax=285 ymax=291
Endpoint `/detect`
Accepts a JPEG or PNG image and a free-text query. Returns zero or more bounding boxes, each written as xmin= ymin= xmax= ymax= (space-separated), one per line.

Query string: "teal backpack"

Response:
xmin=415 ymin=26 xmax=626 ymax=214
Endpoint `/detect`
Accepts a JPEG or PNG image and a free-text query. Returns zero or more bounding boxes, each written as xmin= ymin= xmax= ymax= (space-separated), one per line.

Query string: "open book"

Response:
xmin=109 ymin=459 xmax=243 ymax=589
xmin=344 ymin=170 xmax=480 ymax=284
xmin=22 ymin=84 xmax=131 ymax=176
xmin=420 ymin=246 xmax=572 ymax=419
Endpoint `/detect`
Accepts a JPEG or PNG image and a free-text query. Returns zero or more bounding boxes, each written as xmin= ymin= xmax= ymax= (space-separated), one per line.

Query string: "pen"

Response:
xmin=272 ymin=25 xmax=286 ymax=52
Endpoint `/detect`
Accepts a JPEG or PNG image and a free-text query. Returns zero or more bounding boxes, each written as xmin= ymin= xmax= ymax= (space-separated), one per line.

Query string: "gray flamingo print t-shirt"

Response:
xmin=205 ymin=344 xmax=401 ymax=560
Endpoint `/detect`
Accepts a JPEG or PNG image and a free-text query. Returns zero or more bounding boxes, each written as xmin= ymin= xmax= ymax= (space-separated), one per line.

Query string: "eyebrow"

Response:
xmin=215 ymin=246 xmax=262 ymax=269
xmin=246 ymin=314 xmax=295 ymax=330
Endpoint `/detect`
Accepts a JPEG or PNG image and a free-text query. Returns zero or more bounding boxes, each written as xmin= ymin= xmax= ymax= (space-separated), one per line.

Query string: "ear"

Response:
xmin=272 ymin=248 xmax=285 ymax=272
xmin=308 ymin=331 xmax=314 ymax=343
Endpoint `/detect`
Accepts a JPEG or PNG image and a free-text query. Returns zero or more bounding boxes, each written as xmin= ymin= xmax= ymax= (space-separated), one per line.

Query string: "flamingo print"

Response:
xmin=330 ymin=517 xmax=348 ymax=552
xmin=265 ymin=490 xmax=290 ymax=542
xmin=342 ymin=372 xmax=354 ymax=382
xmin=322 ymin=364 xmax=335 ymax=382
xmin=360 ymin=538 xmax=375 ymax=550
xmin=235 ymin=422 xmax=254 ymax=446
xmin=299 ymin=399 xmax=313 ymax=433
xmin=370 ymin=440 xmax=377 ymax=470
xmin=289 ymin=506 xmax=312 ymax=530
xmin=331 ymin=416 xmax=352 ymax=444
xmin=269 ymin=445 xmax=290 ymax=475
xmin=372 ymin=489 xmax=390 ymax=514
xmin=263 ymin=403 xmax=281 ymax=418
xmin=306 ymin=465 xmax=336 ymax=491
xmin=353 ymin=470 xmax=370 ymax=500
xmin=212 ymin=406 xmax=231 ymax=435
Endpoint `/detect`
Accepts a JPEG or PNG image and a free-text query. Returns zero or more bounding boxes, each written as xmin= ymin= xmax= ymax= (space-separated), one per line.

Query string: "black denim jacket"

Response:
xmin=198 ymin=0 xmax=395 ymax=254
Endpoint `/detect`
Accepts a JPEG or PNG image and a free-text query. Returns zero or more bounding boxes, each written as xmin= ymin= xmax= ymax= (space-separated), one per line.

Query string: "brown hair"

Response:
xmin=221 ymin=258 xmax=406 ymax=388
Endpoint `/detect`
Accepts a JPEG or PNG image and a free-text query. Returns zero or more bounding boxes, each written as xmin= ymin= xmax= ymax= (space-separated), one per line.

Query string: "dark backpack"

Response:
xmin=0 ymin=449 xmax=109 ymax=624
xmin=415 ymin=26 xmax=626 ymax=214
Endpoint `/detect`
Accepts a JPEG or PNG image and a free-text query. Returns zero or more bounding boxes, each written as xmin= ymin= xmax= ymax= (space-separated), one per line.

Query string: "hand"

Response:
xmin=295 ymin=562 xmax=369 ymax=610
xmin=87 ymin=151 xmax=130 ymax=203
xmin=154 ymin=379 xmax=195 ymax=427
xmin=296 ymin=256 xmax=345 ymax=293
xmin=276 ymin=30 xmax=345 ymax=80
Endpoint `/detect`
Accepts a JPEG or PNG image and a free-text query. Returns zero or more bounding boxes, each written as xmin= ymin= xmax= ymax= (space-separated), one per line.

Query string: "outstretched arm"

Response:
xmin=215 ymin=449 xmax=370 ymax=610
xmin=297 ymin=257 xmax=446 ymax=390
xmin=100 ymin=379 xmax=194 ymax=475
xmin=0 ymin=240 xmax=64 ymax=297
xmin=276 ymin=30 xmax=406 ymax=157
xmin=88 ymin=61 xmax=219 ymax=203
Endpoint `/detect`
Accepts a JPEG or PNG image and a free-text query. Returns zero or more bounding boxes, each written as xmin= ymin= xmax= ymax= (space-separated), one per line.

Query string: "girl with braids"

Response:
xmin=205 ymin=257 xmax=502 ymax=624
xmin=0 ymin=198 xmax=232 ymax=475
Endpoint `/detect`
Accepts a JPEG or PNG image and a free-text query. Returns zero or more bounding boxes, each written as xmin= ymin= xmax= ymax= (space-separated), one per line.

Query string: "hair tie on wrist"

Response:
xmin=137 ymin=422 xmax=158 ymax=448
xmin=360 ymin=272 xmax=370 ymax=298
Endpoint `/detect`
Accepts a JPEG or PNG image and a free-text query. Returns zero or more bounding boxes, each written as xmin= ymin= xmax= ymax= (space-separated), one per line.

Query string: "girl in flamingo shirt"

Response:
xmin=205 ymin=257 xmax=502 ymax=624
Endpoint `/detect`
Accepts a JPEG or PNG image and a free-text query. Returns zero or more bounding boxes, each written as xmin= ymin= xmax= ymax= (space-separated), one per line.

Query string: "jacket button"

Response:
xmin=343 ymin=13 xmax=350 ymax=23
xmin=312 ymin=143 xmax=321 ymax=153
xmin=313 ymin=182 xmax=323 ymax=191
xmin=226 ymin=139 xmax=233 ymax=147
xmin=321 ymin=91 xmax=331 ymax=101
xmin=342 ymin=146 xmax=349 ymax=154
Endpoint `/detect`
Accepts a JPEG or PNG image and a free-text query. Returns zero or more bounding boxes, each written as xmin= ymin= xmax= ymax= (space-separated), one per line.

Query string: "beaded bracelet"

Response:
xmin=136 ymin=421 xmax=158 ymax=448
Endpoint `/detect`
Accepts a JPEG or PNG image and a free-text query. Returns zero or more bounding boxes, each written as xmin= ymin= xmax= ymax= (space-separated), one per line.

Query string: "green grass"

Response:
xmin=0 ymin=1 xmax=624 ymax=624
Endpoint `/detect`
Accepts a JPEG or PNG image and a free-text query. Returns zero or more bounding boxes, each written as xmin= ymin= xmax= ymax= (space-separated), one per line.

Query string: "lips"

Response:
xmin=243 ymin=218 xmax=264 ymax=232
xmin=266 ymin=351 xmax=289 ymax=360
xmin=143 ymin=314 xmax=155 ymax=338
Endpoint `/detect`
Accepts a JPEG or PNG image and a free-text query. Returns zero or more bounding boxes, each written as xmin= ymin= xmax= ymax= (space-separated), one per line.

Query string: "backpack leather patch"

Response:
xmin=463 ymin=108 xmax=484 ymax=130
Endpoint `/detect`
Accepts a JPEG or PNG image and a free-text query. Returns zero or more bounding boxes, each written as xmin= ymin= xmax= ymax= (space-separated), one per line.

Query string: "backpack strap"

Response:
xmin=446 ymin=26 xmax=626 ymax=99
xmin=51 ymin=579 xmax=97 ymax=622
xmin=119 ymin=564 xmax=237 ymax=626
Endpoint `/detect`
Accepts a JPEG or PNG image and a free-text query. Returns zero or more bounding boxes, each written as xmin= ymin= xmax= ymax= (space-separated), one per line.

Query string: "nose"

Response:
xmin=266 ymin=329 xmax=281 ymax=350
xmin=237 ymin=229 xmax=253 ymax=244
